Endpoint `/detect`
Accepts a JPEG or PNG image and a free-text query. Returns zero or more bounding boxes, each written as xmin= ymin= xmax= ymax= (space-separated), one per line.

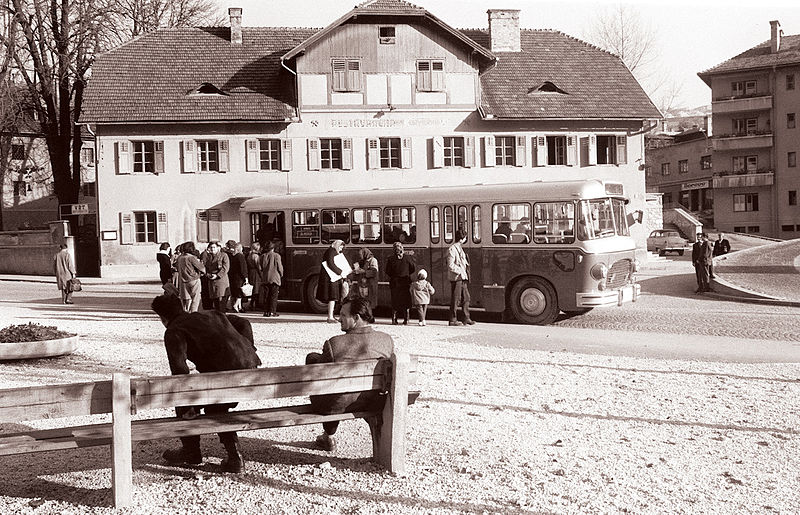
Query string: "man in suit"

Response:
xmin=447 ymin=228 xmax=474 ymax=325
xmin=691 ymin=233 xmax=714 ymax=293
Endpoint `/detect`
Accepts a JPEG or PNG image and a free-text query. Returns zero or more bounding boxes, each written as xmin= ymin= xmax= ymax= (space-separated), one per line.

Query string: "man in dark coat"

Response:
xmin=306 ymin=297 xmax=394 ymax=452
xmin=691 ymin=233 xmax=713 ymax=293
xmin=151 ymin=294 xmax=262 ymax=472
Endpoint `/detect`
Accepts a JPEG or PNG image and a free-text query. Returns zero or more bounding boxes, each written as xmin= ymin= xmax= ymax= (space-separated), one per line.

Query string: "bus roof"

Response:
xmin=241 ymin=180 xmax=623 ymax=212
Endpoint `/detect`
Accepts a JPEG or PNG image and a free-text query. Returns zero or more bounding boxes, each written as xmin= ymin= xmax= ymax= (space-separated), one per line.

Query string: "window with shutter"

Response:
xmin=431 ymin=60 xmax=444 ymax=92
xmin=332 ymin=59 xmax=361 ymax=92
xmin=332 ymin=59 xmax=346 ymax=92
xmin=281 ymin=139 xmax=292 ymax=171
xmin=417 ymin=60 xmax=431 ymax=92
xmin=347 ymin=60 xmax=361 ymax=91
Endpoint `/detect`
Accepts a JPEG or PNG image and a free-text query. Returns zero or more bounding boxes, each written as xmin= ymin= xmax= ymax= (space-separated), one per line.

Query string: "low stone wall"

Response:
xmin=0 ymin=221 xmax=73 ymax=276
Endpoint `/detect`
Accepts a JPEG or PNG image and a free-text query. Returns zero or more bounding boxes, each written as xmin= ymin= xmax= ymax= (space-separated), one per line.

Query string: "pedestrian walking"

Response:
xmin=315 ymin=239 xmax=351 ymax=323
xmin=385 ymin=242 xmax=415 ymax=325
xmin=246 ymin=242 xmax=262 ymax=310
xmin=156 ymin=242 xmax=174 ymax=285
xmin=447 ymin=228 xmax=474 ymax=325
xmin=410 ymin=269 xmax=435 ymax=326
xmin=692 ymin=233 xmax=713 ymax=293
xmin=260 ymin=241 xmax=283 ymax=317
xmin=53 ymin=243 xmax=76 ymax=304
xmin=352 ymin=247 xmax=379 ymax=309
xmin=228 ymin=243 xmax=248 ymax=313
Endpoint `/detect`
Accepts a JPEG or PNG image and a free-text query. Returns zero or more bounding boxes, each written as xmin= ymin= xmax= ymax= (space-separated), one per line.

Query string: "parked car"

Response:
xmin=647 ymin=229 xmax=688 ymax=256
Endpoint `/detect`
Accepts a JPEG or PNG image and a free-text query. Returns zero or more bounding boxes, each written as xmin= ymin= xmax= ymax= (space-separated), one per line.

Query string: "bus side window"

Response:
xmin=352 ymin=208 xmax=381 ymax=244
xmin=321 ymin=208 xmax=350 ymax=244
xmin=384 ymin=206 xmax=416 ymax=244
xmin=292 ymin=209 xmax=320 ymax=244
xmin=472 ymin=205 xmax=481 ymax=243
xmin=430 ymin=206 xmax=440 ymax=244
xmin=457 ymin=205 xmax=468 ymax=239
xmin=443 ymin=206 xmax=454 ymax=243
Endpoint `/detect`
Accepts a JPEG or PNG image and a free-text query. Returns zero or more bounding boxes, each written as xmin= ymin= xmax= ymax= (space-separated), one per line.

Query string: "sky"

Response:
xmin=222 ymin=0 xmax=800 ymax=110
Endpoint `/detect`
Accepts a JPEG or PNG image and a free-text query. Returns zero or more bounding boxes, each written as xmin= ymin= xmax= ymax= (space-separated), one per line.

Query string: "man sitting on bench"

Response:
xmin=306 ymin=297 xmax=394 ymax=452
xmin=151 ymin=294 xmax=262 ymax=472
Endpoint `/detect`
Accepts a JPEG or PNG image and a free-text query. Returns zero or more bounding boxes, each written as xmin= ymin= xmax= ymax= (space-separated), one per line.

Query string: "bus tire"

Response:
xmin=509 ymin=277 xmax=559 ymax=325
xmin=304 ymin=276 xmax=328 ymax=314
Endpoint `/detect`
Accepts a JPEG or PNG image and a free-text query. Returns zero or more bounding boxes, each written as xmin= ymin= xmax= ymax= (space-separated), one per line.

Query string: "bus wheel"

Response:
xmin=304 ymin=276 xmax=328 ymax=314
xmin=509 ymin=277 xmax=558 ymax=325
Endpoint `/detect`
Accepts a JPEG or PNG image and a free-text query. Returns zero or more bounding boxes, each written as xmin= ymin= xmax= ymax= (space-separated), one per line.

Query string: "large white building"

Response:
xmin=80 ymin=0 xmax=660 ymax=278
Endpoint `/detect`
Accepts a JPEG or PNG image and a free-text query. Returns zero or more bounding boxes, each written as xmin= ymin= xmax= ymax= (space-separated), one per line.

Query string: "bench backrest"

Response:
xmin=0 ymin=357 xmax=415 ymax=421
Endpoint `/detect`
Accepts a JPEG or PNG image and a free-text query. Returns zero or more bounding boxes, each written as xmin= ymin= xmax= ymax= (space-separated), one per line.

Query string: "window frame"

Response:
xmin=383 ymin=206 xmax=416 ymax=245
xmin=430 ymin=206 xmax=440 ymax=244
xmin=789 ymin=151 xmax=797 ymax=168
xmin=495 ymin=136 xmax=515 ymax=166
xmin=379 ymin=26 xmax=396 ymax=44
xmin=132 ymin=141 xmax=155 ymax=174
xmin=788 ymin=113 xmax=796 ymax=129
xmin=258 ymin=139 xmax=281 ymax=170
xmin=331 ymin=58 xmax=362 ymax=92
xmin=492 ymin=203 xmax=532 ymax=245
xmin=197 ymin=140 xmax=219 ymax=172
xmin=321 ymin=208 xmax=351 ymax=245
xmin=10 ymin=143 xmax=25 ymax=161
xmin=133 ymin=211 xmax=157 ymax=243
xmin=678 ymin=159 xmax=689 ymax=174
xmin=351 ymin=207 xmax=382 ymax=244
xmin=292 ymin=210 xmax=321 ymax=245
xmin=443 ymin=136 xmax=465 ymax=167
xmin=416 ymin=59 xmax=444 ymax=92
xmin=733 ymin=193 xmax=759 ymax=212
xmin=700 ymin=155 xmax=712 ymax=170
xmin=661 ymin=163 xmax=670 ymax=176
xmin=789 ymin=190 xmax=797 ymax=206
xmin=788 ymin=74 xmax=796 ymax=91
xmin=546 ymin=135 xmax=567 ymax=165
xmin=320 ymin=138 xmax=343 ymax=170
xmin=196 ymin=209 xmax=222 ymax=243
xmin=379 ymin=137 xmax=401 ymax=169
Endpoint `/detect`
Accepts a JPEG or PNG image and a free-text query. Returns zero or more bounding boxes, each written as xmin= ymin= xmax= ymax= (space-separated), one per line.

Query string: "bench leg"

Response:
xmin=374 ymin=352 xmax=409 ymax=474
xmin=111 ymin=373 xmax=133 ymax=508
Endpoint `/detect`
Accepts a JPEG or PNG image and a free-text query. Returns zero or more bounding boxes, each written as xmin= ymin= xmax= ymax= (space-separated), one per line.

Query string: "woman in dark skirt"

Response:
xmin=315 ymin=239 xmax=349 ymax=323
xmin=384 ymin=241 xmax=415 ymax=324
xmin=228 ymin=242 xmax=248 ymax=312
xmin=156 ymin=242 xmax=174 ymax=285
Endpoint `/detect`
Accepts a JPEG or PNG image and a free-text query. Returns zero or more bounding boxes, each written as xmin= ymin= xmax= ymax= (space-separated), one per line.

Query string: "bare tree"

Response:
xmin=0 ymin=0 xmax=220 ymax=209
xmin=584 ymin=4 xmax=683 ymax=114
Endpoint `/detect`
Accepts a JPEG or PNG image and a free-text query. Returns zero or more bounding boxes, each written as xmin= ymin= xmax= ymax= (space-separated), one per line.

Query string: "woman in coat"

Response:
xmin=203 ymin=241 xmax=230 ymax=312
xmin=260 ymin=241 xmax=284 ymax=317
xmin=53 ymin=243 xmax=76 ymax=304
xmin=352 ymin=247 xmax=379 ymax=309
xmin=246 ymin=242 xmax=262 ymax=310
xmin=384 ymin=241 xmax=415 ymax=324
xmin=228 ymin=242 xmax=248 ymax=313
xmin=315 ymin=239 xmax=349 ymax=323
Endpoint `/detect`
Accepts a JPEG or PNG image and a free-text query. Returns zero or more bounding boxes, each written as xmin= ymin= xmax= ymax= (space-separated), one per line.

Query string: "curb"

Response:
xmin=705 ymin=275 xmax=800 ymax=308
xmin=0 ymin=276 xmax=161 ymax=286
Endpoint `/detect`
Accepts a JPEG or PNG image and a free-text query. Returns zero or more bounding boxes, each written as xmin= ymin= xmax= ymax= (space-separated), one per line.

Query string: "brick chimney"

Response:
xmin=770 ymin=20 xmax=781 ymax=53
xmin=229 ymin=7 xmax=242 ymax=45
xmin=488 ymin=9 xmax=521 ymax=52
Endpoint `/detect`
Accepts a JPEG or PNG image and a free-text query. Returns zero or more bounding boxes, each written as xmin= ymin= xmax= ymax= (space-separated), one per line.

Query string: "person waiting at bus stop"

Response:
xmin=447 ymin=228 xmax=475 ymax=326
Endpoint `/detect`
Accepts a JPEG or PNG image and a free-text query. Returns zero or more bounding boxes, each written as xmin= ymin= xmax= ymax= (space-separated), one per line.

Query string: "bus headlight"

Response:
xmin=590 ymin=263 xmax=608 ymax=281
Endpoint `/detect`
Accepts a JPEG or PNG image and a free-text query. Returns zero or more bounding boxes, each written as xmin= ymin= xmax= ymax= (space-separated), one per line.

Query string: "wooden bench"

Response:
xmin=0 ymin=352 xmax=416 ymax=508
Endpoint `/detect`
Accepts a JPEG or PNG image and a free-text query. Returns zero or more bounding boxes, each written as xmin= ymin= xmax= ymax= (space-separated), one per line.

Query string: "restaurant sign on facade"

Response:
xmin=681 ymin=180 xmax=709 ymax=191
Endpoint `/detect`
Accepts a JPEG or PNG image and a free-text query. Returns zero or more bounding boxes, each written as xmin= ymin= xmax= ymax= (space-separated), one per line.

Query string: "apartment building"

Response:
xmin=698 ymin=20 xmax=800 ymax=237
xmin=80 ymin=0 xmax=660 ymax=277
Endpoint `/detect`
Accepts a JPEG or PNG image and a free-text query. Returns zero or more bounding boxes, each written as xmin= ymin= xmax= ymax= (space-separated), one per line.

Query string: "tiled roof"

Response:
xmin=698 ymin=34 xmax=800 ymax=82
xmin=464 ymin=29 xmax=661 ymax=120
xmin=80 ymin=27 xmax=317 ymax=123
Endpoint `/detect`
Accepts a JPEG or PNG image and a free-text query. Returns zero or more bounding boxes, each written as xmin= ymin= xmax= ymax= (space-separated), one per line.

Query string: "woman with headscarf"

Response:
xmin=352 ymin=247 xmax=379 ymax=309
xmin=384 ymin=241 xmax=415 ymax=325
xmin=316 ymin=239 xmax=350 ymax=323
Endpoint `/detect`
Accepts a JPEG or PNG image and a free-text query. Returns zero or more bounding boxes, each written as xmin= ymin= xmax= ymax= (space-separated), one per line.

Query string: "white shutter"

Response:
xmin=307 ymin=138 xmax=321 ymax=170
xmin=417 ymin=61 xmax=431 ymax=91
xmin=217 ymin=140 xmax=229 ymax=172
xmin=484 ymin=135 xmax=495 ymax=167
xmin=116 ymin=141 xmax=131 ymax=174
xmin=154 ymin=141 xmax=164 ymax=174
xmin=347 ymin=60 xmax=361 ymax=91
xmin=367 ymin=138 xmax=379 ymax=169
xmin=120 ymin=212 xmax=134 ymax=244
xmin=182 ymin=140 xmax=196 ymax=173
xmin=281 ymin=139 xmax=292 ymax=171
xmin=464 ymin=136 xmax=475 ymax=167
xmin=341 ymin=138 xmax=353 ymax=170
xmin=432 ymin=136 xmax=444 ymax=168
xmin=616 ymin=135 xmax=628 ymax=165
xmin=535 ymin=135 xmax=547 ymax=166
xmin=401 ymin=137 xmax=412 ymax=169
xmin=566 ymin=135 xmax=577 ymax=166
xmin=246 ymin=140 xmax=259 ymax=171
xmin=332 ymin=59 xmax=346 ymax=91
xmin=431 ymin=60 xmax=444 ymax=92
xmin=588 ymin=135 xmax=597 ymax=166
xmin=514 ymin=135 xmax=526 ymax=167
xmin=208 ymin=210 xmax=222 ymax=241
xmin=157 ymin=211 xmax=168 ymax=242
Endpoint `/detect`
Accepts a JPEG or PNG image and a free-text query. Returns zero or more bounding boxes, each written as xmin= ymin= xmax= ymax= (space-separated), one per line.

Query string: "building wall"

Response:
xmin=646 ymin=136 xmax=713 ymax=212
xmin=773 ymin=64 xmax=800 ymax=238
xmin=93 ymin=113 xmax=648 ymax=277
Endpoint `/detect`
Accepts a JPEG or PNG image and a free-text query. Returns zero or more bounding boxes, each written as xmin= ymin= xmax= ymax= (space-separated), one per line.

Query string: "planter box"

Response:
xmin=0 ymin=335 xmax=78 ymax=360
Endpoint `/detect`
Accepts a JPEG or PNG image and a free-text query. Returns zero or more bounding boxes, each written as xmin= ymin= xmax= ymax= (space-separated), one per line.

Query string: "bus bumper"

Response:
xmin=576 ymin=283 xmax=640 ymax=308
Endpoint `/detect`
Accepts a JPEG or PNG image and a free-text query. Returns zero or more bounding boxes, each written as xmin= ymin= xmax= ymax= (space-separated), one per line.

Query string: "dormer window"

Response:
xmin=379 ymin=26 xmax=396 ymax=44
xmin=530 ymin=81 xmax=568 ymax=95
xmin=190 ymin=82 xmax=228 ymax=96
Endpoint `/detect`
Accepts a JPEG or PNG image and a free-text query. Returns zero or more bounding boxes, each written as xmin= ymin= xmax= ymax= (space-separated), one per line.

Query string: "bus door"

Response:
xmin=255 ymin=210 xmax=287 ymax=267
xmin=430 ymin=204 xmax=475 ymax=307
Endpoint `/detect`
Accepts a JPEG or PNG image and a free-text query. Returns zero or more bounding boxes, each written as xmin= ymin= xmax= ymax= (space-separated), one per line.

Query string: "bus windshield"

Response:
xmin=578 ymin=198 xmax=629 ymax=240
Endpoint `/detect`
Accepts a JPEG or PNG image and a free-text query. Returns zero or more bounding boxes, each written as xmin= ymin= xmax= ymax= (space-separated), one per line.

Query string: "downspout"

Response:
xmin=281 ymin=57 xmax=299 ymax=195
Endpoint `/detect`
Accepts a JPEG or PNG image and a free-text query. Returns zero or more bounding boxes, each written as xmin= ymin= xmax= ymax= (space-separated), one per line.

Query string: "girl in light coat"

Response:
xmin=410 ymin=269 xmax=435 ymax=326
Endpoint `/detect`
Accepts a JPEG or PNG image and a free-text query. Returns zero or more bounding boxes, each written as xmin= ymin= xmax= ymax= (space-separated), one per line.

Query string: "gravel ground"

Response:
xmin=1 ymin=299 xmax=800 ymax=514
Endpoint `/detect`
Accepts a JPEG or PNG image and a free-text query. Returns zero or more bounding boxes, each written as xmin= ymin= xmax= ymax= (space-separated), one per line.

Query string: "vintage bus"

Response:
xmin=240 ymin=180 xmax=640 ymax=325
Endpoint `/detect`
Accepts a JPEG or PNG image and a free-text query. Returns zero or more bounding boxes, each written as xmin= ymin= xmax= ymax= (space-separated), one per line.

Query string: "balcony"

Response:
xmin=712 ymin=94 xmax=772 ymax=113
xmin=712 ymin=131 xmax=773 ymax=151
xmin=712 ymin=169 xmax=774 ymax=189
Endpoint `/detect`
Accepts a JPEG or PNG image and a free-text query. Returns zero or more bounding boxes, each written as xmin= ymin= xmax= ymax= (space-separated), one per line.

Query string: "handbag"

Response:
xmin=67 ymin=277 xmax=82 ymax=292
xmin=241 ymin=281 xmax=254 ymax=297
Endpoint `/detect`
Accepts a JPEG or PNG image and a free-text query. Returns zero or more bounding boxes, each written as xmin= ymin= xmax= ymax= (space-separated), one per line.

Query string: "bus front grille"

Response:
xmin=606 ymin=259 xmax=632 ymax=289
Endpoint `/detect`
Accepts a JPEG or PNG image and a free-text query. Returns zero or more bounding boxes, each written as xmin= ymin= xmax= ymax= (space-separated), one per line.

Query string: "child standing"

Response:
xmin=410 ymin=269 xmax=435 ymax=326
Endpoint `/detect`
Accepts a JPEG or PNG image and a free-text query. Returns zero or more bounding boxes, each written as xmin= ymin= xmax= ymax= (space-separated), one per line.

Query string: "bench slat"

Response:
xmin=0 ymin=381 xmax=113 ymax=422
xmin=0 ymin=405 xmax=377 ymax=455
